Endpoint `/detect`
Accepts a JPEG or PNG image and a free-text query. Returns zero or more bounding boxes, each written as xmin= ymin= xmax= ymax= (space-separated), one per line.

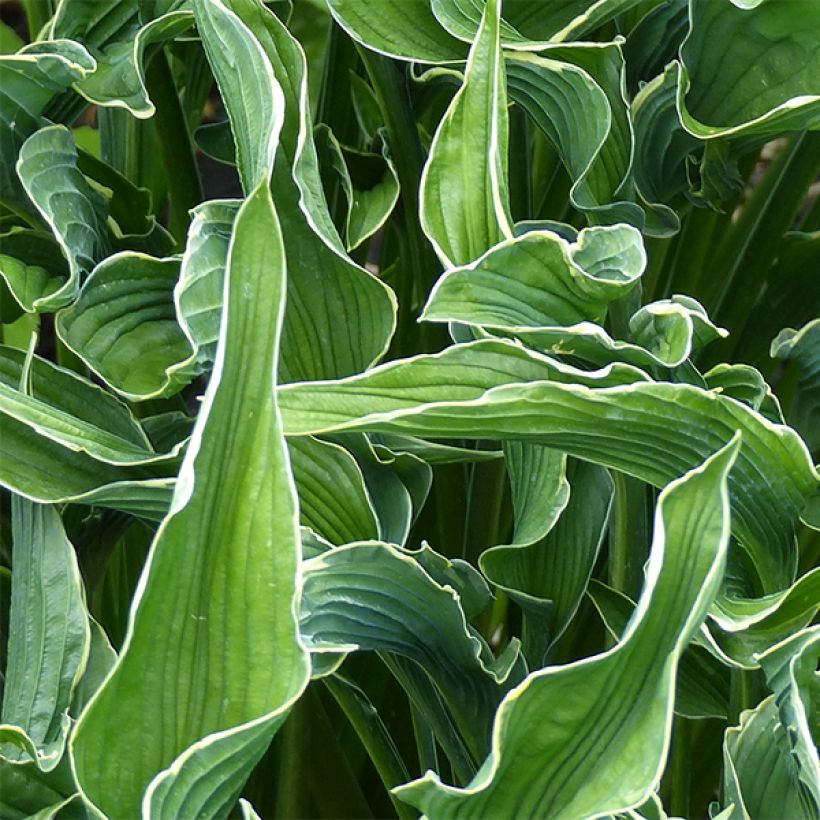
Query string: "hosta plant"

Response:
xmin=0 ymin=0 xmax=818 ymax=817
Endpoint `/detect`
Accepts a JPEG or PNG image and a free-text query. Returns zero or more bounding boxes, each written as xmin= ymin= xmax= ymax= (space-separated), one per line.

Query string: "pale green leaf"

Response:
xmin=15 ymin=125 xmax=110 ymax=310
xmin=71 ymin=181 xmax=310 ymax=817
xmin=278 ymin=341 xmax=819 ymax=593
xmin=0 ymin=498 xmax=89 ymax=770
xmin=420 ymin=0 xmax=513 ymax=267
xmin=396 ymin=438 xmax=738 ymax=817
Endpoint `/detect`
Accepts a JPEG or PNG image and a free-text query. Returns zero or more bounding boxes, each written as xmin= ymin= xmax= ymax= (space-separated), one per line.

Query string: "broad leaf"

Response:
xmin=0 ymin=497 xmax=89 ymax=771
xmin=278 ymin=341 xmax=819 ymax=593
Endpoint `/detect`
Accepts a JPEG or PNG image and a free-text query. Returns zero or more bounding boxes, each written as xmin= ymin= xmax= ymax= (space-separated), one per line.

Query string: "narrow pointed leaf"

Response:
xmin=421 ymin=0 xmax=512 ymax=267
xmin=396 ymin=438 xmax=738 ymax=818
xmin=71 ymin=181 xmax=310 ymax=817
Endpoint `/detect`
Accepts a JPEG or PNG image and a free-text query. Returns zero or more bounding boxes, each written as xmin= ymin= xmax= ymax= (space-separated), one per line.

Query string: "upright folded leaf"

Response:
xmin=421 ymin=0 xmax=513 ymax=267
xmin=196 ymin=0 xmax=396 ymax=382
xmin=71 ymin=181 xmax=310 ymax=817
xmin=396 ymin=438 xmax=738 ymax=818
xmin=1 ymin=497 xmax=89 ymax=770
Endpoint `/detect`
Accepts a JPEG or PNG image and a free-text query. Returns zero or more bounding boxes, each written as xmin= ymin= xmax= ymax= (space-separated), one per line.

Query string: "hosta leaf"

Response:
xmin=0 ymin=230 xmax=69 ymax=314
xmin=72 ymin=180 xmax=308 ymax=816
xmin=278 ymin=341 xmax=819 ymax=593
xmin=757 ymin=627 xmax=820 ymax=808
xmin=15 ymin=125 xmax=110 ymax=310
xmin=481 ymin=457 xmax=613 ymax=666
xmin=396 ymin=438 xmax=738 ymax=817
xmin=71 ymin=182 xmax=310 ymax=817
xmin=0 ymin=760 xmax=70 ymax=819
xmin=587 ymin=580 xmax=731 ymax=720
xmin=722 ymin=695 xmax=816 ymax=819
xmin=300 ymin=541 xmax=523 ymax=761
xmin=197 ymin=0 xmax=396 ymax=381
xmin=289 ymin=436 xmax=380 ymax=545
xmin=0 ymin=345 xmax=184 ymax=505
xmin=336 ymin=433 xmax=433 ymax=545
xmin=432 ymin=0 xmax=647 ymax=47
xmin=56 ymin=253 xmax=193 ymax=400
xmin=73 ymin=11 xmax=195 ymax=118
xmin=371 ymin=434 xmax=503 ymax=465
xmin=420 ymin=0 xmax=513 ymax=267
xmin=0 ymin=40 xmax=96 ymax=213
xmin=420 ymin=225 xmax=645 ymax=328
xmin=702 ymin=363 xmax=783 ymax=424
xmin=771 ymin=318 xmax=820 ymax=453
xmin=709 ymin=567 xmax=820 ymax=668
xmin=314 ymin=126 xmax=400 ymax=251
xmin=679 ymin=0 xmax=820 ymax=138
xmin=507 ymin=45 xmax=643 ymax=228
xmin=630 ymin=62 xmax=697 ymax=216
xmin=0 ymin=497 xmax=89 ymax=771
xmin=326 ymin=0 xmax=467 ymax=63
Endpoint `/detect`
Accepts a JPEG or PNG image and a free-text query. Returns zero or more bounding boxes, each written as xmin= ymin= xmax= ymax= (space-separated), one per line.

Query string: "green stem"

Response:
xmin=608 ymin=473 xmax=649 ymax=601
xmin=410 ymin=701 xmax=439 ymax=774
xmin=324 ymin=674 xmax=415 ymax=820
xmin=21 ymin=0 xmax=53 ymax=41
xmin=728 ymin=668 xmax=758 ymax=726
xmin=144 ymin=48 xmax=204 ymax=246
xmin=668 ymin=717 xmax=692 ymax=818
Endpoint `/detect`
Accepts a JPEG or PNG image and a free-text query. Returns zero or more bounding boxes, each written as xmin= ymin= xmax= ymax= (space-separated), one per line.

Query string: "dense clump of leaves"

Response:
xmin=0 ymin=0 xmax=818 ymax=817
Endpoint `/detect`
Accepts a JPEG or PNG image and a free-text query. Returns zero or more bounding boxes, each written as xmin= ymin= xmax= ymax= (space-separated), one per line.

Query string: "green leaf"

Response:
xmin=507 ymin=45 xmax=645 ymax=229
xmin=722 ymin=695 xmax=816 ymax=819
xmin=0 ymin=497 xmax=89 ymax=770
xmin=587 ymin=580 xmax=731 ymax=720
xmin=420 ymin=0 xmax=513 ymax=267
xmin=679 ymin=0 xmax=820 ymax=138
xmin=15 ymin=125 xmax=110 ymax=310
xmin=433 ymin=0 xmax=648 ymax=46
xmin=757 ymin=627 xmax=820 ymax=809
xmin=197 ymin=0 xmax=396 ymax=381
xmin=335 ymin=433 xmax=432 ymax=545
xmin=420 ymin=225 xmax=645 ymax=329
xmin=300 ymin=541 xmax=523 ymax=762
xmin=289 ymin=436 xmax=380 ymax=545
xmin=71 ymin=182 xmax=310 ymax=817
xmin=314 ymin=126 xmax=400 ymax=251
xmin=0 ymin=362 xmax=173 ymax=467
xmin=326 ymin=0 xmax=467 ymax=63
xmin=278 ymin=341 xmax=819 ymax=593
xmin=709 ymin=567 xmax=820 ymax=668
xmin=0 ymin=230 xmax=68 ymax=313
xmin=771 ymin=318 xmax=820 ymax=453
xmin=74 ymin=11 xmax=195 ymax=118
xmin=0 ymin=40 xmax=96 ymax=214
xmin=56 ymin=253 xmax=192 ymax=399
xmin=481 ymin=456 xmax=613 ymax=666
xmin=395 ymin=437 xmax=739 ymax=817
